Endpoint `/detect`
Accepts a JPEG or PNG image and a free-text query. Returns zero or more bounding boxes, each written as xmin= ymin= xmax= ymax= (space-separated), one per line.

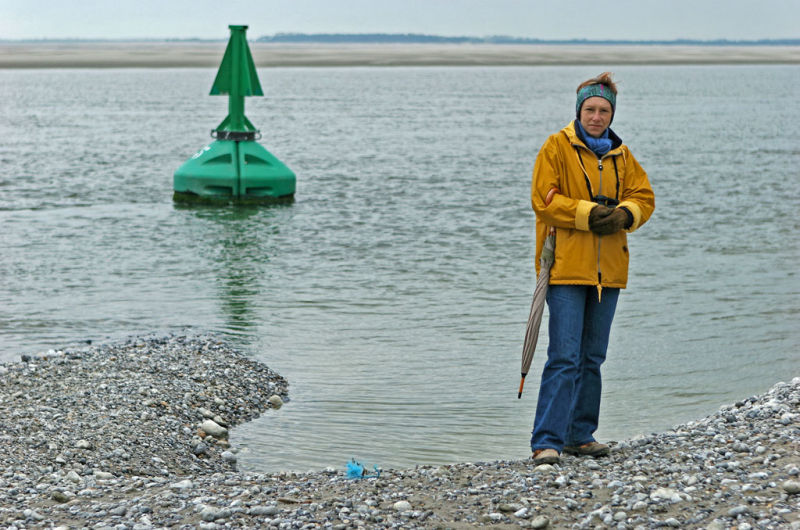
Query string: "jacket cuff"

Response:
xmin=619 ymin=207 xmax=633 ymax=229
xmin=618 ymin=201 xmax=642 ymax=232
xmin=575 ymin=200 xmax=595 ymax=231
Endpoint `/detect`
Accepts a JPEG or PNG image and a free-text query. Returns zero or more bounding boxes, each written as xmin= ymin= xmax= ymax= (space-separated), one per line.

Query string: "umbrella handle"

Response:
xmin=544 ymin=188 xmax=560 ymax=235
xmin=518 ymin=375 xmax=526 ymax=399
xmin=545 ymin=187 xmax=560 ymax=206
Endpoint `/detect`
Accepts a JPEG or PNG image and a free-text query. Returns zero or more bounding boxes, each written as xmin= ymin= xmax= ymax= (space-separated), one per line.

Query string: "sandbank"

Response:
xmin=0 ymin=41 xmax=799 ymax=68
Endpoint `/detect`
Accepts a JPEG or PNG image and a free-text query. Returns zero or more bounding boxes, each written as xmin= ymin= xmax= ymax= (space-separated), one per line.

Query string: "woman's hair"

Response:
xmin=576 ymin=72 xmax=618 ymax=95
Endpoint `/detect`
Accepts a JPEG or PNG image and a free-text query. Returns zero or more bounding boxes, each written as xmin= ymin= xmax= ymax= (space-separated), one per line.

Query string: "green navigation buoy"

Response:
xmin=173 ymin=25 xmax=295 ymax=204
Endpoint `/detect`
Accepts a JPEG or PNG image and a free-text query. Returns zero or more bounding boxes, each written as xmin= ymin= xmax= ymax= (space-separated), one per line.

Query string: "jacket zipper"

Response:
xmin=596 ymin=157 xmax=604 ymax=302
xmin=574 ymin=141 xmax=613 ymax=301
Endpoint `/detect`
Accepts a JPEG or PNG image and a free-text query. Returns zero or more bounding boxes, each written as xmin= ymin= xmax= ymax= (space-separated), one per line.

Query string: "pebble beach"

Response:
xmin=0 ymin=335 xmax=798 ymax=529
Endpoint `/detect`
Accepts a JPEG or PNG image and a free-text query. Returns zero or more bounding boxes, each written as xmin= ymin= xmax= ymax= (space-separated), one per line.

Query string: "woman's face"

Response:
xmin=579 ymin=96 xmax=613 ymax=138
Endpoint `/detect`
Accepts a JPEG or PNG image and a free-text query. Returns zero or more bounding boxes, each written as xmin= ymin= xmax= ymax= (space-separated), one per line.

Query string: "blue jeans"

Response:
xmin=531 ymin=285 xmax=619 ymax=452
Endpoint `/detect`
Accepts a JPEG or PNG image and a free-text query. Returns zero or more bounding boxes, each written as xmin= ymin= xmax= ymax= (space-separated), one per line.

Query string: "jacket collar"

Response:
xmin=564 ymin=120 xmax=623 ymax=156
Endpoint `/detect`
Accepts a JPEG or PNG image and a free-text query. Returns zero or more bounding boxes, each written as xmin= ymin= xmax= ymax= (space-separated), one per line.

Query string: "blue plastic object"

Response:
xmin=346 ymin=459 xmax=381 ymax=479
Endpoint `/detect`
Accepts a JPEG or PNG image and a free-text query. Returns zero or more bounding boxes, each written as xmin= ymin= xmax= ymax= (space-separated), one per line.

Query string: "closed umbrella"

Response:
xmin=518 ymin=228 xmax=555 ymax=398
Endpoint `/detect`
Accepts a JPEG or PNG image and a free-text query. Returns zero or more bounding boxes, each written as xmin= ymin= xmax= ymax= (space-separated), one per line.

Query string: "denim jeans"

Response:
xmin=531 ymin=284 xmax=619 ymax=452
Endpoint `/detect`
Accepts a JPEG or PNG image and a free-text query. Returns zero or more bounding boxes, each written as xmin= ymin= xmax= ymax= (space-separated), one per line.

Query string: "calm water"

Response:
xmin=1 ymin=65 xmax=798 ymax=472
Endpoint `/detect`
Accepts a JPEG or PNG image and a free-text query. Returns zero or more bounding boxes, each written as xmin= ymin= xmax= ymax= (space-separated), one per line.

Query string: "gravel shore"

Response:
xmin=1 ymin=335 xmax=797 ymax=529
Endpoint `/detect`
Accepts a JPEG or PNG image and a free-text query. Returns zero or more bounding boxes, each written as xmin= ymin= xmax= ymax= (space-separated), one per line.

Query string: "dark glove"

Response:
xmin=588 ymin=205 xmax=614 ymax=227
xmin=589 ymin=207 xmax=629 ymax=235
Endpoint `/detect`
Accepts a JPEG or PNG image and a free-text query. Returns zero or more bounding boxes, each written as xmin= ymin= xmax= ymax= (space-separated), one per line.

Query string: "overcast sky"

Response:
xmin=0 ymin=0 xmax=796 ymax=41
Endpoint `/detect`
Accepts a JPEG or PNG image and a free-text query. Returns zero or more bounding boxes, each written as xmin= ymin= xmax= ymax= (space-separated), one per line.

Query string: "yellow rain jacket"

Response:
xmin=532 ymin=121 xmax=655 ymax=289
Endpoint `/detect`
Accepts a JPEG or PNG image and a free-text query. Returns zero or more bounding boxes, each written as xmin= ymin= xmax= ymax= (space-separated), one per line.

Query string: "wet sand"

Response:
xmin=1 ymin=41 xmax=799 ymax=68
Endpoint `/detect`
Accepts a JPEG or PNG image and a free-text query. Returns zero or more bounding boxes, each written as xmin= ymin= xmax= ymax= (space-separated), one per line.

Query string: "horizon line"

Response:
xmin=1 ymin=33 xmax=799 ymax=46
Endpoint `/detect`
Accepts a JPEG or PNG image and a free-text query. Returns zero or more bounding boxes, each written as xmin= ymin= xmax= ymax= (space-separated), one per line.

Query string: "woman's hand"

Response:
xmin=589 ymin=206 xmax=628 ymax=235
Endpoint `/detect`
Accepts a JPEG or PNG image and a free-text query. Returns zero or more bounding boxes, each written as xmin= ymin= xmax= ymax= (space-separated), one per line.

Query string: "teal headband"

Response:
xmin=576 ymin=84 xmax=616 ymax=115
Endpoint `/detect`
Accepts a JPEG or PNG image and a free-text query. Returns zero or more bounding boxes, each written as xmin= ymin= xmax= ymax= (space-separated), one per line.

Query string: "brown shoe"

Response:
xmin=532 ymin=448 xmax=560 ymax=465
xmin=562 ymin=441 xmax=610 ymax=457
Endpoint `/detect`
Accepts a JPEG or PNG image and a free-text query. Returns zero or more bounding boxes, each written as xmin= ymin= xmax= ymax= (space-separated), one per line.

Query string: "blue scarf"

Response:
xmin=575 ymin=121 xmax=612 ymax=157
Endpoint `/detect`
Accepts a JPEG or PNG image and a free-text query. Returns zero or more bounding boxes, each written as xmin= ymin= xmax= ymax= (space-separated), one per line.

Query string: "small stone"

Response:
xmin=200 ymin=506 xmax=231 ymax=522
xmin=278 ymin=496 xmax=301 ymax=504
xmin=66 ymin=470 xmax=81 ymax=483
xmin=248 ymin=506 xmax=280 ymax=516
xmin=705 ymin=520 xmax=726 ymax=530
xmin=650 ymin=487 xmax=682 ymax=503
xmin=52 ymin=490 xmax=74 ymax=503
xmin=614 ymin=511 xmax=627 ymax=521
xmin=170 ymin=479 xmax=193 ymax=490
xmin=94 ymin=471 xmax=113 ymax=480
xmin=268 ymin=395 xmax=284 ymax=409
xmin=75 ymin=439 xmax=93 ymax=450
xmin=514 ymin=507 xmax=529 ymax=518
xmin=530 ymin=515 xmax=550 ymax=528
xmin=221 ymin=451 xmax=237 ymax=464
xmin=200 ymin=509 xmax=217 ymax=522
xmin=782 ymin=480 xmax=800 ymax=494
xmin=533 ymin=464 xmax=555 ymax=472
xmin=732 ymin=442 xmax=749 ymax=452
xmin=664 ymin=518 xmax=681 ymax=527
xmin=393 ymin=500 xmax=412 ymax=511
xmin=193 ymin=442 xmax=209 ymax=456
xmin=200 ymin=419 xmax=228 ymax=439
xmin=198 ymin=407 xmax=214 ymax=418
xmin=728 ymin=505 xmax=749 ymax=517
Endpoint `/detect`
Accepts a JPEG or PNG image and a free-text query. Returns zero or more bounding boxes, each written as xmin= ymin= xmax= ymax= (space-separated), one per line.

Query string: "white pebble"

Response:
xmin=200 ymin=419 xmax=228 ymax=439
xmin=268 ymin=395 xmax=284 ymax=409
xmin=783 ymin=480 xmax=800 ymax=494
xmin=393 ymin=500 xmax=411 ymax=511
xmin=170 ymin=479 xmax=193 ymax=490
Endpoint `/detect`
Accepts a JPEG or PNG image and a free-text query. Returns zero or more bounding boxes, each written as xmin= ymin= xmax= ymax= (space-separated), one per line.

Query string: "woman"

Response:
xmin=530 ymin=72 xmax=655 ymax=465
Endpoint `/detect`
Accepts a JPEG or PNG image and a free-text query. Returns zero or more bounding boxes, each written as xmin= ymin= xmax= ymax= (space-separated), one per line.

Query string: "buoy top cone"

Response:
xmin=211 ymin=25 xmax=262 ymax=139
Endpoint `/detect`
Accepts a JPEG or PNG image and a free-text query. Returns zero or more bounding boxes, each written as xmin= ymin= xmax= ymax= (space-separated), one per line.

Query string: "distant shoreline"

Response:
xmin=1 ymin=42 xmax=799 ymax=68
